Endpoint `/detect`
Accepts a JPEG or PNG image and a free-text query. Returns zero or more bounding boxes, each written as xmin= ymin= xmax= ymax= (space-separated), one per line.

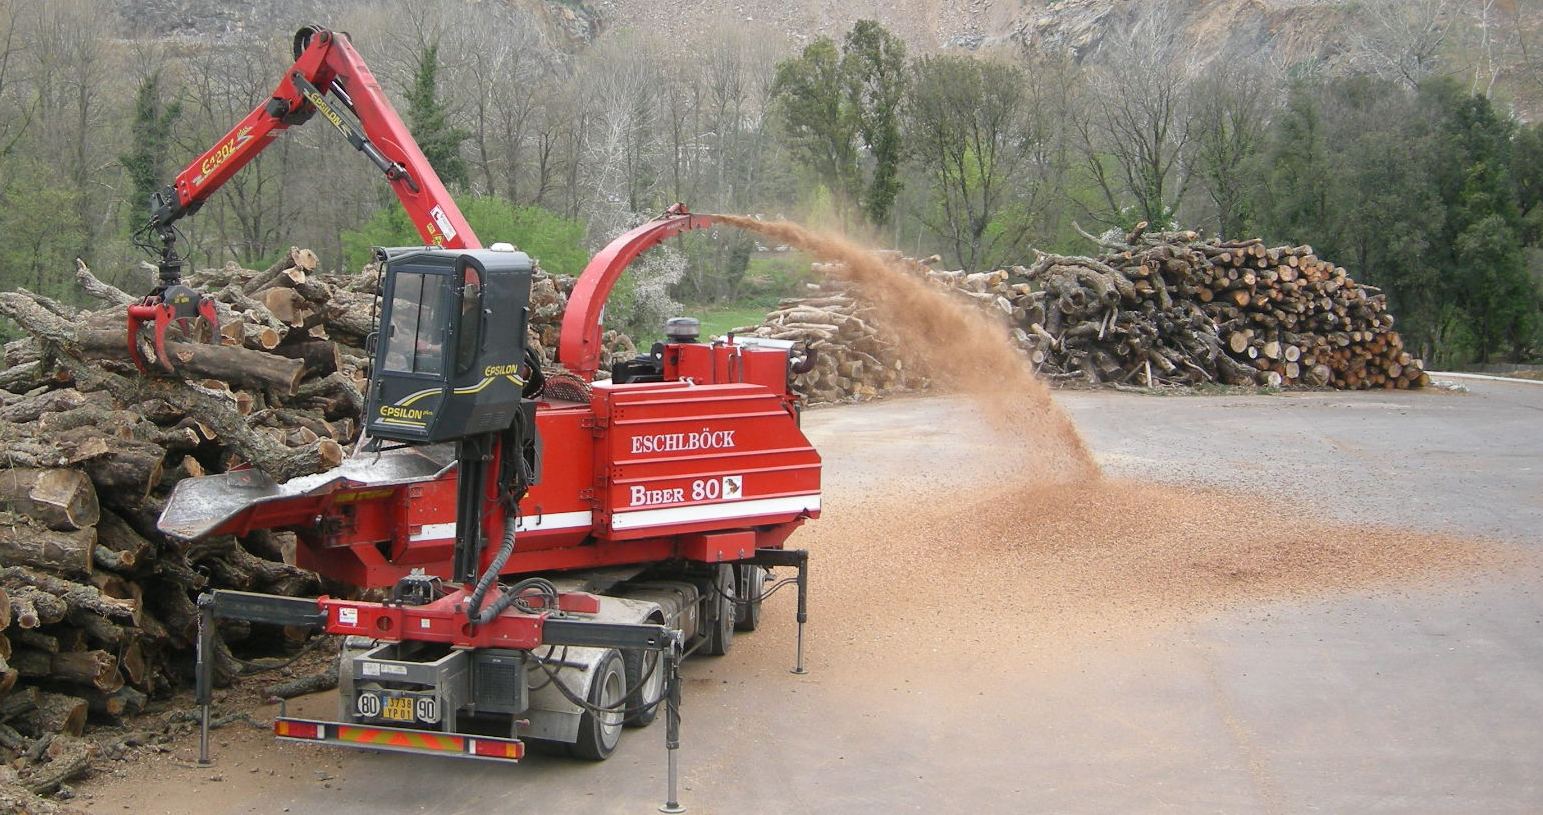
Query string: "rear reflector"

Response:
xmin=275 ymin=720 xmax=321 ymax=739
xmin=273 ymin=717 xmax=523 ymax=762
xmin=469 ymin=738 xmax=525 ymax=759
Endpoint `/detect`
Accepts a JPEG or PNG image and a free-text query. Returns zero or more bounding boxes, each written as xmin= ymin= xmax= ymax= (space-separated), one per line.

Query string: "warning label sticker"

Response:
xmin=430 ymin=205 xmax=458 ymax=240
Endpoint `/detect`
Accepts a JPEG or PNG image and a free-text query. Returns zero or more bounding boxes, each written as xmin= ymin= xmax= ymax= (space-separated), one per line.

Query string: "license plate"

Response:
xmin=382 ymin=696 xmax=414 ymax=722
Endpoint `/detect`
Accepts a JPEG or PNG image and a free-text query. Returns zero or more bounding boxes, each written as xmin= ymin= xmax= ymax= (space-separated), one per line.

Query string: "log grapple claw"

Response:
xmin=126 ymin=285 xmax=221 ymax=373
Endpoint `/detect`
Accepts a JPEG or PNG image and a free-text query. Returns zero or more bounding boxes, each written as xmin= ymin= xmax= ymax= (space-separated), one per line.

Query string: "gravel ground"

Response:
xmin=74 ymin=380 xmax=1542 ymax=814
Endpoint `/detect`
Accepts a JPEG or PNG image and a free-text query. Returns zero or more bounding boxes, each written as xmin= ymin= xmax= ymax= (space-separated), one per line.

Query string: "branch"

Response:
xmin=1073 ymin=221 xmax=1125 ymax=251
xmin=74 ymin=258 xmax=133 ymax=306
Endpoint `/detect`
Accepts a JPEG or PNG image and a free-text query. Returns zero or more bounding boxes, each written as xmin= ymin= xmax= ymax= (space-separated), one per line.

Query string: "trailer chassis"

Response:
xmin=191 ymin=548 xmax=809 ymax=813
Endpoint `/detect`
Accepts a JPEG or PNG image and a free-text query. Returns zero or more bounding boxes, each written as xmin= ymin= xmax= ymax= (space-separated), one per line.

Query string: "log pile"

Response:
xmin=0 ymin=246 xmax=643 ymax=802
xmin=0 ymin=249 xmax=368 ymax=800
xmin=734 ymin=283 xmax=930 ymax=402
xmin=526 ymin=271 xmax=639 ymax=371
xmin=734 ymin=229 xmax=1426 ymax=402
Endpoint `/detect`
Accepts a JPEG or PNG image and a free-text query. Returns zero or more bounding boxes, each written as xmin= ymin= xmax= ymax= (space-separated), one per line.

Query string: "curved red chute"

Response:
xmin=558 ymin=204 xmax=716 ymax=380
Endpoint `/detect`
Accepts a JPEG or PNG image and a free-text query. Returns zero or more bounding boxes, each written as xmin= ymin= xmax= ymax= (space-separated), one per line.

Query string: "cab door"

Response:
xmin=370 ymin=264 xmax=450 ymax=441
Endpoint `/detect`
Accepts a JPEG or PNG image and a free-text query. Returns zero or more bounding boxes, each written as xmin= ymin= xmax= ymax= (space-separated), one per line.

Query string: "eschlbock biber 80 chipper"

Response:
xmin=141 ymin=26 xmax=820 ymax=810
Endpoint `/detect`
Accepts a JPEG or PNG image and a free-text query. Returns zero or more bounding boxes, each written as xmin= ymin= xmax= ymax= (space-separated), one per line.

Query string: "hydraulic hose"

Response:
xmin=476 ymin=576 xmax=558 ymax=626
xmin=465 ymin=520 xmax=516 ymax=621
xmin=464 ymin=411 xmax=534 ymax=622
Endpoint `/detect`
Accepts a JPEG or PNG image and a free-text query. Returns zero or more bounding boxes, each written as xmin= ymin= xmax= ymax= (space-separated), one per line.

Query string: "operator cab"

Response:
xmin=366 ymin=246 xmax=534 ymax=443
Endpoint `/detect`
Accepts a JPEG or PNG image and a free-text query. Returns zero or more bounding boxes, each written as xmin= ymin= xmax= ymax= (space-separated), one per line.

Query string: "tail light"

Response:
xmin=275 ymin=720 xmax=322 ymax=739
xmin=469 ymin=739 xmax=524 ymax=759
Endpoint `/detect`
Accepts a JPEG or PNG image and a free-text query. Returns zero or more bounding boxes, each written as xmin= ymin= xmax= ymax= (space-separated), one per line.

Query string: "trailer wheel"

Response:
xmin=734 ymin=565 xmax=765 ymax=632
xmin=570 ymin=650 xmax=626 ymax=760
xmin=700 ymin=564 xmax=735 ymax=656
xmin=623 ymin=617 xmax=665 ymax=728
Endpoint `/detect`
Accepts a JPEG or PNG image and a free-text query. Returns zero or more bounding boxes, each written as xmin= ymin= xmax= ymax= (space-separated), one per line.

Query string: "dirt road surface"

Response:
xmin=78 ymin=379 xmax=1543 ymax=814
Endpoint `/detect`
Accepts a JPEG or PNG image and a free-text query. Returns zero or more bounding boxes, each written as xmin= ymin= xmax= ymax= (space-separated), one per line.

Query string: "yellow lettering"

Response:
xmin=379 ymin=406 xmax=433 ymax=420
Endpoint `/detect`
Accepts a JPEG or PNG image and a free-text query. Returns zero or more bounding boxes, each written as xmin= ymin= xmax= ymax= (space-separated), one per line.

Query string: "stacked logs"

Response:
xmin=0 ymin=249 xmax=372 ymax=802
xmin=526 ymin=272 xmax=638 ymax=370
xmin=735 ymin=230 xmax=1425 ymax=402
xmin=1171 ymin=237 xmax=1426 ymax=389
xmin=736 ymin=282 xmax=929 ymax=402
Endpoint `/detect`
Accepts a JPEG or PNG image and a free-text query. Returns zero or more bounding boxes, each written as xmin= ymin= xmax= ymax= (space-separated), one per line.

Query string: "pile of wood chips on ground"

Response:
xmin=735 ymin=227 xmax=1427 ymax=403
xmin=0 ymin=249 xmax=634 ymax=810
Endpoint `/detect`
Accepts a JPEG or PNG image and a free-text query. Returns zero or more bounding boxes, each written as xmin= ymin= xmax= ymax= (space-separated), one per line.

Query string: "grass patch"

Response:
xmin=683 ymin=304 xmax=772 ymax=339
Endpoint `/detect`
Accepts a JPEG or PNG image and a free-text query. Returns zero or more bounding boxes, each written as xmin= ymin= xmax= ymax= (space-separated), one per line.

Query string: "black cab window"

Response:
xmin=384 ymin=271 xmax=444 ymax=375
xmin=455 ymin=265 xmax=483 ymax=375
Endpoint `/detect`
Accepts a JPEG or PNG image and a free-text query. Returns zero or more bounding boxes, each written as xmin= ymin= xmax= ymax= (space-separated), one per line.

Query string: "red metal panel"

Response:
xmin=184 ymin=375 xmax=817 ymax=586
xmin=594 ymin=381 xmax=821 ymax=541
xmin=680 ymin=530 xmax=757 ymax=562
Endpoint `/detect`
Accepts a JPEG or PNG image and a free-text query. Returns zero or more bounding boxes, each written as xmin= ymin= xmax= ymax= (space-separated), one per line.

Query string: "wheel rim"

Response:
xmin=719 ymin=566 xmax=734 ymax=634
xmin=641 ymin=648 xmax=663 ymax=706
xmin=747 ymin=567 xmax=764 ymax=609
xmin=597 ymin=663 xmax=625 ymax=748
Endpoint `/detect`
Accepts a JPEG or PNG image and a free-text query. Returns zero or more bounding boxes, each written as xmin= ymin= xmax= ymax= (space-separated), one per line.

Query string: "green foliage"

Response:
xmin=771 ymin=20 xmax=908 ymax=227
xmin=1188 ymin=69 xmax=1267 ymax=238
xmin=342 ymin=197 xmax=587 ymax=275
xmin=904 ymin=55 xmax=1038 ymax=271
xmin=689 ymin=304 xmax=776 ymax=339
xmin=842 ymin=20 xmax=908 ymax=225
xmin=1426 ymin=83 xmax=1534 ymax=362
xmin=119 ymin=71 xmax=182 ymax=224
xmin=0 ymin=158 xmax=88 ymax=304
xmin=771 ymin=37 xmax=861 ymax=216
xmin=1257 ymin=75 xmax=1538 ymax=362
xmin=406 ymin=43 xmax=470 ymax=188
xmin=1515 ymin=123 xmax=1543 ymax=246
xmin=675 ymin=231 xmax=756 ymax=303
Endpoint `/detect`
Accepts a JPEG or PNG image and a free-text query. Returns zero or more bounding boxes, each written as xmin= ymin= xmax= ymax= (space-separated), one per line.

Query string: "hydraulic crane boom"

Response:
xmin=153 ymin=26 xmax=476 ymax=251
xmin=127 ymin=26 xmax=476 ymax=372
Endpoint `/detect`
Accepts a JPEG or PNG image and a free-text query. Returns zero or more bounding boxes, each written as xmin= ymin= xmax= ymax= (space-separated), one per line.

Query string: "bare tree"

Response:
xmin=435 ymin=2 xmax=552 ymax=201
xmin=575 ymin=33 xmax=665 ymax=233
xmin=0 ymin=0 xmax=37 ymax=156
xmin=1348 ymin=0 xmax=1459 ymax=90
xmin=906 ymin=55 xmax=1048 ymax=272
xmin=1075 ymin=6 xmax=1195 ymax=228
xmin=1187 ymin=60 xmax=1275 ymax=238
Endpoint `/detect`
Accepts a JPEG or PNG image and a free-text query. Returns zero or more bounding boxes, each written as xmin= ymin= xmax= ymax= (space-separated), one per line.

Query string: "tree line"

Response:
xmin=0 ymin=0 xmax=1537 ymax=363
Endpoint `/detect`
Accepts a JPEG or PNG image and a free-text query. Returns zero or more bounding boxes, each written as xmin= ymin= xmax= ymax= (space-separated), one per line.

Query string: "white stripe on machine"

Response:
xmin=610 ymin=495 xmax=820 ymax=531
xmin=408 ymin=511 xmax=594 ymax=542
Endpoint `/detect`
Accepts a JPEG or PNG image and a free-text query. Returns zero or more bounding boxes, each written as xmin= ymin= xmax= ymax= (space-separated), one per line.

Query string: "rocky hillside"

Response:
xmin=111 ymin=0 xmax=599 ymax=47
xmin=107 ymin=0 xmax=1539 ymax=115
xmin=589 ymin=0 xmax=1539 ymax=116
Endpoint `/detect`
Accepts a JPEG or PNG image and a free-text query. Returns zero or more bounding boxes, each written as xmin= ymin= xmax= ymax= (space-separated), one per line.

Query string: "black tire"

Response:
xmin=569 ymin=650 xmax=626 ymax=760
xmin=623 ymin=618 xmax=665 ymax=728
xmin=734 ymin=564 xmax=765 ymax=632
xmin=700 ymin=564 xmax=735 ymax=656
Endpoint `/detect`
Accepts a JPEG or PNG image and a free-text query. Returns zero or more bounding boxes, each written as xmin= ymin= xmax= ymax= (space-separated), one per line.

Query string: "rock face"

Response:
xmin=592 ymin=0 xmax=1359 ymax=62
xmin=99 ymin=0 xmax=1542 ymax=117
xmin=111 ymin=0 xmax=600 ymax=47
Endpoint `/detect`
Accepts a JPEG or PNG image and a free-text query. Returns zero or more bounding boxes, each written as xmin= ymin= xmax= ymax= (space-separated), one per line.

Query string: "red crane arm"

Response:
xmin=153 ymin=27 xmax=476 ymax=251
xmin=558 ymin=206 xmax=716 ymax=380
